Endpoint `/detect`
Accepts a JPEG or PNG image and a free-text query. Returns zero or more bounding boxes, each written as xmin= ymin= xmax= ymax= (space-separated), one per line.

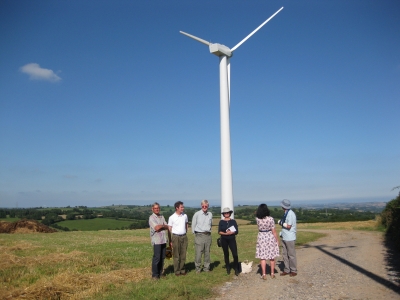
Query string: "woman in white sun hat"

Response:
xmin=218 ymin=207 xmax=239 ymax=276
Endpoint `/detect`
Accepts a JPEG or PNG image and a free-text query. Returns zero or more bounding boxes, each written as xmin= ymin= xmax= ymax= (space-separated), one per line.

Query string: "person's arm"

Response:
xmin=233 ymin=220 xmax=239 ymax=235
xmin=149 ymin=216 xmax=162 ymax=233
xmin=218 ymin=220 xmax=225 ymax=235
xmin=283 ymin=212 xmax=293 ymax=230
xmin=219 ymin=230 xmax=233 ymax=236
xmin=167 ymin=221 xmax=172 ymax=248
xmin=271 ymin=227 xmax=279 ymax=246
xmin=154 ymin=223 xmax=168 ymax=232
xmin=191 ymin=212 xmax=197 ymax=234
xmin=168 ymin=216 xmax=173 ymax=232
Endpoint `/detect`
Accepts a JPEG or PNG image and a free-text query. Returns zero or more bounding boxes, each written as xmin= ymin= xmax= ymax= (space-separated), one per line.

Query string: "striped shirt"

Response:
xmin=149 ymin=213 xmax=168 ymax=245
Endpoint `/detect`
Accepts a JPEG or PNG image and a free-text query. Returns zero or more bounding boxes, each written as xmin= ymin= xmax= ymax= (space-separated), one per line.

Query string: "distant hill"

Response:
xmin=297 ymin=202 xmax=386 ymax=213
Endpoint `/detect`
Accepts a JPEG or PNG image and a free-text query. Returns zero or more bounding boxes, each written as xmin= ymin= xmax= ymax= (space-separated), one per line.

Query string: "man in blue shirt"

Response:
xmin=278 ymin=199 xmax=297 ymax=277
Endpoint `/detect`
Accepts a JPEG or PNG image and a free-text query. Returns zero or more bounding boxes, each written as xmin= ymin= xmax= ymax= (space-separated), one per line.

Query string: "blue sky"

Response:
xmin=1 ymin=0 xmax=399 ymax=208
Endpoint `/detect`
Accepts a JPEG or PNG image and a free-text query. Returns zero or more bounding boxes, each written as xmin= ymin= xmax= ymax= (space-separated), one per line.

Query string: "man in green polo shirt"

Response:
xmin=192 ymin=199 xmax=213 ymax=273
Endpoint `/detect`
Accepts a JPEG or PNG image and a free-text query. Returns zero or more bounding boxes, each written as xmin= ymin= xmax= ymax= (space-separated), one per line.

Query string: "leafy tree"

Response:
xmin=0 ymin=210 xmax=7 ymax=218
xmin=66 ymin=213 xmax=76 ymax=220
xmin=43 ymin=212 xmax=63 ymax=224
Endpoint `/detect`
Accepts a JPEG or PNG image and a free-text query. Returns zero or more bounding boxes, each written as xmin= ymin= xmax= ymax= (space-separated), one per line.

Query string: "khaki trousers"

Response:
xmin=172 ymin=234 xmax=188 ymax=274
xmin=194 ymin=233 xmax=212 ymax=271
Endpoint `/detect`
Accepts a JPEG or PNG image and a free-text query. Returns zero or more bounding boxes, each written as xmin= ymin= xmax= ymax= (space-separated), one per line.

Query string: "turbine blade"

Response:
xmin=180 ymin=31 xmax=210 ymax=46
xmin=231 ymin=7 xmax=283 ymax=52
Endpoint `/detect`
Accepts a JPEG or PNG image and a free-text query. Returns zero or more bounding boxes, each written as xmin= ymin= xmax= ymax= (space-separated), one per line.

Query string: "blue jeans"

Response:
xmin=152 ymin=243 xmax=166 ymax=278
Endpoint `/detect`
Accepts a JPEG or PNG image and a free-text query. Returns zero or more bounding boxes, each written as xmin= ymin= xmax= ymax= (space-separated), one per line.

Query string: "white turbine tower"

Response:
xmin=180 ymin=7 xmax=283 ymax=217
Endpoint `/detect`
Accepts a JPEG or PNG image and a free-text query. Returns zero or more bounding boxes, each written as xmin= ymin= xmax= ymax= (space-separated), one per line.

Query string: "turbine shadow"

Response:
xmin=383 ymin=238 xmax=400 ymax=287
xmin=303 ymin=244 xmax=400 ymax=294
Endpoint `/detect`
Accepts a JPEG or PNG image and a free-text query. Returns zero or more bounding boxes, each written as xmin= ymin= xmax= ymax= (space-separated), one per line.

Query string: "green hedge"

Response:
xmin=380 ymin=194 xmax=400 ymax=250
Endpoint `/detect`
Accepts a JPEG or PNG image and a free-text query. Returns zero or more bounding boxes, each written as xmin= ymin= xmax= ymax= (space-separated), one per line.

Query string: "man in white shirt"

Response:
xmin=168 ymin=201 xmax=188 ymax=276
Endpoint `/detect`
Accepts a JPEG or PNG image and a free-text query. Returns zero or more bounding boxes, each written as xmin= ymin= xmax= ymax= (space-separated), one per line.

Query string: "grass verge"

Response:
xmin=61 ymin=218 xmax=136 ymax=231
xmin=297 ymin=219 xmax=384 ymax=231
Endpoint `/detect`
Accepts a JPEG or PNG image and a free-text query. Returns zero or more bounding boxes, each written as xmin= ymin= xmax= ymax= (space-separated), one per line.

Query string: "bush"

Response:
xmin=380 ymin=194 xmax=400 ymax=250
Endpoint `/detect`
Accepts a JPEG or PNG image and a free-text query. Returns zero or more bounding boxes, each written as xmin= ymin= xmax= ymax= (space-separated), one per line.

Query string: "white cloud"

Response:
xmin=20 ymin=63 xmax=61 ymax=82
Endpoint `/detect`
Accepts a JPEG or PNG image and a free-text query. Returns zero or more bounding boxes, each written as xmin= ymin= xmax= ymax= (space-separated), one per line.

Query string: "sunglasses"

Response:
xmin=201 ymin=205 xmax=208 ymax=208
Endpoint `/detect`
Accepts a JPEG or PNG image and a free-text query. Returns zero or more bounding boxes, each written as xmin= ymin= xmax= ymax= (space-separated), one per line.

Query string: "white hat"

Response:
xmin=221 ymin=207 xmax=233 ymax=214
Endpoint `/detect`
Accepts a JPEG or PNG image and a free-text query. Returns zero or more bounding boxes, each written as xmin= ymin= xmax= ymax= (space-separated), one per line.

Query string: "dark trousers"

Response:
xmin=152 ymin=243 xmax=166 ymax=278
xmin=221 ymin=237 xmax=239 ymax=271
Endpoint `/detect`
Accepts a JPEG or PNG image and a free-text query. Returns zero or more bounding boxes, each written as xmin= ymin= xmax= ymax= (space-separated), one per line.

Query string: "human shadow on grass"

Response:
xmin=303 ymin=244 xmax=400 ymax=295
xmin=164 ymin=261 xmax=221 ymax=275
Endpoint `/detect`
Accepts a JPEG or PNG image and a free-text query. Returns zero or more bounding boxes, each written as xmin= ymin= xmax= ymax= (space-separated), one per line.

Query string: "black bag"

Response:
xmin=217 ymin=237 xmax=222 ymax=247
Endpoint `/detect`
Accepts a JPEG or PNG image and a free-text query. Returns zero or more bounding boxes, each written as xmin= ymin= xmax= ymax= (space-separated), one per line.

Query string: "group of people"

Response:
xmin=148 ymin=199 xmax=297 ymax=280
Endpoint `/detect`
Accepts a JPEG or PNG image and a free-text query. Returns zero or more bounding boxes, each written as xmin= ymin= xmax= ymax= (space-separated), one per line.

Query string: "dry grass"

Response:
xmin=233 ymin=219 xmax=252 ymax=225
xmin=297 ymin=219 xmax=381 ymax=231
xmin=0 ymin=229 xmax=152 ymax=300
xmin=2 ymin=268 xmax=149 ymax=300
xmin=1 ymin=250 xmax=86 ymax=269
xmin=212 ymin=218 xmax=251 ymax=226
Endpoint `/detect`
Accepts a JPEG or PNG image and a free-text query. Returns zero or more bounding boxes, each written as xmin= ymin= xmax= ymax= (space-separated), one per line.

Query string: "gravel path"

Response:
xmin=211 ymin=230 xmax=400 ymax=300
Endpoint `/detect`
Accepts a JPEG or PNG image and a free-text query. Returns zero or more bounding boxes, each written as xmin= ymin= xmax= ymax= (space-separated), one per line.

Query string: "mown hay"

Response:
xmin=0 ymin=219 xmax=56 ymax=234
xmin=1 ymin=268 xmax=150 ymax=300
xmin=0 ymin=250 xmax=86 ymax=269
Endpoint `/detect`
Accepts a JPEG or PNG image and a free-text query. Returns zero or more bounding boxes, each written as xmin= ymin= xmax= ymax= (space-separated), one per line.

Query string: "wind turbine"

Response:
xmin=180 ymin=7 xmax=283 ymax=217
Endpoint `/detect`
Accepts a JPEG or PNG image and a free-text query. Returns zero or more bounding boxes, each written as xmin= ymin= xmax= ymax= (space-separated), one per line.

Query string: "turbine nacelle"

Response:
xmin=209 ymin=43 xmax=232 ymax=57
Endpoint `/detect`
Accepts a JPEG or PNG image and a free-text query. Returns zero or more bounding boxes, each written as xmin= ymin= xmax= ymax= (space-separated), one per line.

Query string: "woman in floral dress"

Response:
xmin=255 ymin=203 xmax=280 ymax=279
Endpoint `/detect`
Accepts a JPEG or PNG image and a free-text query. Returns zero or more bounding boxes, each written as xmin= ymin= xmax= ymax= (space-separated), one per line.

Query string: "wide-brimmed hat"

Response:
xmin=281 ymin=199 xmax=291 ymax=209
xmin=221 ymin=207 xmax=233 ymax=214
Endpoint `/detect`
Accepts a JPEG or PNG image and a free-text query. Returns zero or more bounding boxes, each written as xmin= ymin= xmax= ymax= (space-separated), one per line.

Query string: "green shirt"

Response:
xmin=191 ymin=210 xmax=213 ymax=233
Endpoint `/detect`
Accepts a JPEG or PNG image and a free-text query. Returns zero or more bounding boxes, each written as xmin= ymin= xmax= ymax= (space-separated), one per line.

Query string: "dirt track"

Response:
xmin=213 ymin=230 xmax=400 ymax=299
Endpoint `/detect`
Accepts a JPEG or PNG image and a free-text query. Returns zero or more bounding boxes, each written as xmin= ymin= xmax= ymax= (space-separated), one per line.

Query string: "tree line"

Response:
xmin=0 ymin=203 xmax=381 ymax=232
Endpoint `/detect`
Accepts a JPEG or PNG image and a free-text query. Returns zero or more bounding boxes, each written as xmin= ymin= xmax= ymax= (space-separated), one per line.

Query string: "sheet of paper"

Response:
xmin=227 ymin=226 xmax=236 ymax=232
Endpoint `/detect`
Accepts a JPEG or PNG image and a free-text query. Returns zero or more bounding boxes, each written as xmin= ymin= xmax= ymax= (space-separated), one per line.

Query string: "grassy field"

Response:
xmin=61 ymin=218 xmax=137 ymax=231
xmin=0 ymin=220 xmax=380 ymax=299
xmin=0 ymin=217 xmax=20 ymax=222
